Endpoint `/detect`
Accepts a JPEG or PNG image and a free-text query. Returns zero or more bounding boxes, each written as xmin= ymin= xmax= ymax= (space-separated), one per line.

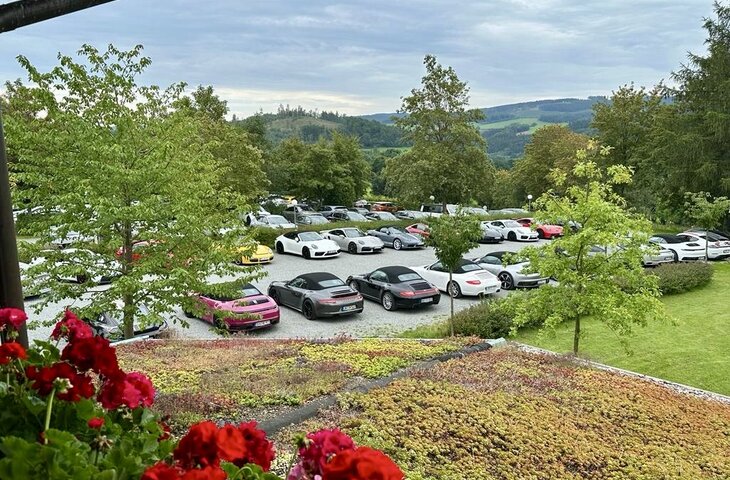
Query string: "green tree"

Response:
xmin=511 ymin=125 xmax=590 ymax=201
xmin=507 ymin=142 xmax=663 ymax=354
xmin=489 ymin=169 xmax=518 ymax=209
xmin=427 ymin=213 xmax=482 ymax=334
xmin=684 ymin=191 xmax=730 ymax=260
xmin=7 ymin=45 xmax=257 ymax=339
xmin=384 ymin=55 xmax=494 ymax=208
xmin=647 ymin=2 xmax=730 ymax=216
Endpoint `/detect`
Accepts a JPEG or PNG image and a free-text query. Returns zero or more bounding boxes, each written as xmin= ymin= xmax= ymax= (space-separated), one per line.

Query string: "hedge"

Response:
xmin=450 ymin=299 xmax=514 ymax=339
xmin=651 ymin=261 xmax=714 ymax=295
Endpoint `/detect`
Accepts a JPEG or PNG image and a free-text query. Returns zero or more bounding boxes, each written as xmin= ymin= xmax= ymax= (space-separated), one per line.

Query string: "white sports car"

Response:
xmin=320 ymin=228 xmax=384 ymax=254
xmin=486 ymin=220 xmax=538 ymax=242
xmin=275 ymin=231 xmax=340 ymax=259
xmin=411 ymin=259 xmax=501 ymax=298
xmin=649 ymin=234 xmax=706 ymax=262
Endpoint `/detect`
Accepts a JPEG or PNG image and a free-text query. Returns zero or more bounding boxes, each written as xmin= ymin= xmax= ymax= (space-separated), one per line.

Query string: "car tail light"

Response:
xmin=710 ymin=242 xmax=720 ymax=247
xmin=466 ymin=280 xmax=481 ymax=285
xmin=399 ymin=291 xmax=416 ymax=297
xmin=318 ymin=298 xmax=338 ymax=304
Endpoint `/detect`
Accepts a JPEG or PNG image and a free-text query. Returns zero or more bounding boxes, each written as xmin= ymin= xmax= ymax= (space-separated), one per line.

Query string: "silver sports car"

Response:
xmin=268 ymin=272 xmax=364 ymax=320
xmin=472 ymin=251 xmax=549 ymax=290
xmin=366 ymin=226 xmax=424 ymax=250
xmin=320 ymin=228 xmax=384 ymax=254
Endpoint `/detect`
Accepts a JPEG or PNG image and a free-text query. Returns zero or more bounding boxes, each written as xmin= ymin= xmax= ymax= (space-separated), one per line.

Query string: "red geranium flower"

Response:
xmin=141 ymin=462 xmax=184 ymax=480
xmin=299 ymin=428 xmax=356 ymax=474
xmin=0 ymin=308 xmax=27 ymax=330
xmin=180 ymin=466 xmax=227 ymax=480
xmin=322 ymin=447 xmax=404 ymax=480
xmin=173 ymin=421 xmax=220 ymax=469
xmin=231 ymin=421 xmax=275 ymax=471
xmin=61 ymin=336 xmax=120 ymax=377
xmin=0 ymin=341 xmax=27 ymax=365
xmin=215 ymin=424 xmax=246 ymax=463
xmin=88 ymin=417 xmax=104 ymax=429
xmin=51 ymin=310 xmax=93 ymax=342
xmin=98 ymin=371 xmax=155 ymax=409
xmin=26 ymin=362 xmax=95 ymax=402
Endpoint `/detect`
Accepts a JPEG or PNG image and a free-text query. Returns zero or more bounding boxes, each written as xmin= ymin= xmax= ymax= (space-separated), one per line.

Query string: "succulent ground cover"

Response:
xmin=116 ymin=337 xmax=477 ymax=429
xmin=275 ymin=346 xmax=730 ymax=479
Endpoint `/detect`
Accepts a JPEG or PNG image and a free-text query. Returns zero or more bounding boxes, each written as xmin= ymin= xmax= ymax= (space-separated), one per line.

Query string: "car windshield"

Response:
xmin=267 ymin=215 xmax=288 ymax=225
xmin=348 ymin=213 xmax=367 ymax=221
xmin=242 ymin=286 xmax=261 ymax=297
xmin=104 ymin=304 xmax=150 ymax=325
xmin=343 ymin=228 xmax=364 ymax=238
xmin=306 ymin=215 xmax=329 ymax=224
xmin=379 ymin=212 xmax=397 ymax=220
xmin=298 ymin=232 xmax=322 ymax=241
xmin=397 ymin=273 xmax=421 ymax=282
xmin=391 ymin=227 xmax=407 ymax=233
xmin=468 ymin=208 xmax=488 ymax=215
xmin=318 ymin=278 xmax=346 ymax=289
xmin=460 ymin=263 xmax=483 ymax=272
xmin=653 ymin=235 xmax=682 ymax=244
xmin=503 ymin=220 xmax=522 ymax=228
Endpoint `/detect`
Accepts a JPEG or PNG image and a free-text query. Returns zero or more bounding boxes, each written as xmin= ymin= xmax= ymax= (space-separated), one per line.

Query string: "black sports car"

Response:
xmin=346 ymin=266 xmax=440 ymax=311
xmin=82 ymin=304 xmax=168 ymax=342
xmin=268 ymin=272 xmax=364 ymax=320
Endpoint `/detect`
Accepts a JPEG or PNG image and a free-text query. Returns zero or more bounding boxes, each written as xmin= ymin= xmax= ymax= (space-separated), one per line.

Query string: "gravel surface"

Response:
xmin=25 ymin=239 xmax=552 ymax=342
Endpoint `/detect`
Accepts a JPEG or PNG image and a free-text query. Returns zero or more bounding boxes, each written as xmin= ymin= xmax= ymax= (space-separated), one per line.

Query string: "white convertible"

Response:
xmin=320 ymin=228 xmax=384 ymax=254
xmin=411 ymin=259 xmax=500 ymax=298
xmin=275 ymin=231 xmax=340 ymax=259
xmin=486 ymin=220 xmax=538 ymax=242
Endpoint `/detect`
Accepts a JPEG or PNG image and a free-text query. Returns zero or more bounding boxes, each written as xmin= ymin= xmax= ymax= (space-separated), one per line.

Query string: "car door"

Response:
xmin=329 ymin=230 xmax=345 ymax=249
xmin=424 ymin=262 xmax=448 ymax=289
xmin=478 ymin=255 xmax=502 ymax=275
xmin=361 ymin=269 xmax=388 ymax=300
xmin=280 ymin=277 xmax=307 ymax=309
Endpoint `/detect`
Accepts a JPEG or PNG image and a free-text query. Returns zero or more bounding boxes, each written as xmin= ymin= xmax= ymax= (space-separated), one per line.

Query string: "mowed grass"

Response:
xmin=517 ymin=262 xmax=730 ymax=395
xmin=476 ymin=117 xmax=564 ymax=133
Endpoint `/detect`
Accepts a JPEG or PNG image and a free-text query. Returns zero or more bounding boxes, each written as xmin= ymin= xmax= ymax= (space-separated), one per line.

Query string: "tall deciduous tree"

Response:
xmin=7 ymin=45 xmax=257 ymax=339
xmin=426 ymin=213 xmax=482 ymax=334
xmin=507 ymin=142 xmax=663 ymax=355
xmin=684 ymin=191 xmax=730 ymax=260
xmin=384 ymin=55 xmax=494 ymax=208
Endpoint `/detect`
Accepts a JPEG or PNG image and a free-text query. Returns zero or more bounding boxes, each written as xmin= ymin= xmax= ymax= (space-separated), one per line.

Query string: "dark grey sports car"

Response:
xmin=346 ymin=266 xmax=440 ymax=311
xmin=81 ymin=304 xmax=169 ymax=342
xmin=267 ymin=272 xmax=364 ymax=320
xmin=366 ymin=226 xmax=425 ymax=250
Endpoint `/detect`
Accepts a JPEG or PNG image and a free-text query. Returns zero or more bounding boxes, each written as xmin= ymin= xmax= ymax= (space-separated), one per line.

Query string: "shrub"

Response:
xmin=651 ymin=262 xmax=714 ymax=295
xmin=451 ymin=299 xmax=513 ymax=339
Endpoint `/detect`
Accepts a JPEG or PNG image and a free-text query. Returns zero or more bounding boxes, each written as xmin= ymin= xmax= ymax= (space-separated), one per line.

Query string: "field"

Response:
xmin=476 ymin=117 xmax=564 ymax=133
xmin=274 ymin=347 xmax=730 ymax=479
xmin=517 ymin=262 xmax=730 ymax=395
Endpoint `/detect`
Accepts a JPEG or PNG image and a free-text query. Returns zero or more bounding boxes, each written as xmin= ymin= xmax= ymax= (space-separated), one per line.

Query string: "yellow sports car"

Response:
xmin=239 ymin=243 xmax=274 ymax=265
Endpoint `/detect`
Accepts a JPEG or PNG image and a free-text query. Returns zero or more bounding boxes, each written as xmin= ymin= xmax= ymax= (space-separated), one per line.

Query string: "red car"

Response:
xmin=115 ymin=240 xmax=158 ymax=262
xmin=188 ymin=283 xmax=280 ymax=331
xmin=516 ymin=218 xmax=563 ymax=239
xmin=371 ymin=201 xmax=399 ymax=212
xmin=406 ymin=223 xmax=430 ymax=238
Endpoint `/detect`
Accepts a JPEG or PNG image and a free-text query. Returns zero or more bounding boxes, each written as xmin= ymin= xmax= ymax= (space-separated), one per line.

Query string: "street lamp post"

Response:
xmin=291 ymin=199 xmax=298 ymax=226
xmin=527 ymin=194 xmax=533 ymax=211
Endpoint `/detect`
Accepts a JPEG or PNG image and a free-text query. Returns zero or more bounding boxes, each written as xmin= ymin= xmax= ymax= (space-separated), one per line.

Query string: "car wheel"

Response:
xmin=393 ymin=239 xmax=403 ymax=250
xmin=536 ymin=229 xmax=544 ymax=239
xmin=276 ymin=242 xmax=284 ymax=254
xmin=498 ymin=272 xmax=514 ymax=290
xmin=302 ymin=300 xmax=316 ymax=320
xmin=672 ymin=250 xmax=679 ymax=262
xmin=507 ymin=232 xmax=517 ymax=241
xmin=269 ymin=289 xmax=279 ymax=305
xmin=302 ymin=247 xmax=311 ymax=259
xmin=214 ymin=317 xmax=228 ymax=331
xmin=348 ymin=242 xmax=358 ymax=254
xmin=349 ymin=280 xmax=359 ymax=291
xmin=381 ymin=292 xmax=396 ymax=311
xmin=447 ymin=281 xmax=462 ymax=298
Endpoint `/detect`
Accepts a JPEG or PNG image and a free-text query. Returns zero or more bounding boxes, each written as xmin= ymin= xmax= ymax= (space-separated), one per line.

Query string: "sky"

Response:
xmin=0 ymin=0 xmax=715 ymax=118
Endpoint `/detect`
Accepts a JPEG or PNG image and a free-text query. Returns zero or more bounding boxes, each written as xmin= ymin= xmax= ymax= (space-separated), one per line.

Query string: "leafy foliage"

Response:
xmin=384 ymin=55 xmax=495 ymax=206
xmin=314 ymin=348 xmax=730 ymax=480
xmin=6 ymin=45 xmax=259 ymax=338
xmin=449 ymin=299 xmax=513 ymax=339
xmin=506 ymin=143 xmax=664 ymax=354
xmin=651 ymin=262 xmax=714 ymax=295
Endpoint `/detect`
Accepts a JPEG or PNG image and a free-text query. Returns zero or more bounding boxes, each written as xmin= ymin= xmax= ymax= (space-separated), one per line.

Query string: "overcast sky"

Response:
xmin=0 ymin=0 xmax=714 ymax=118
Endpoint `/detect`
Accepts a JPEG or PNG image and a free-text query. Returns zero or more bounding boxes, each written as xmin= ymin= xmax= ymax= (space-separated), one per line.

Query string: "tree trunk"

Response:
xmin=573 ymin=316 xmax=580 ymax=355
xmin=122 ymin=224 xmax=135 ymax=339
xmin=442 ymin=200 xmax=448 ymax=216
xmin=705 ymin=228 xmax=710 ymax=262
xmin=448 ymin=269 xmax=454 ymax=337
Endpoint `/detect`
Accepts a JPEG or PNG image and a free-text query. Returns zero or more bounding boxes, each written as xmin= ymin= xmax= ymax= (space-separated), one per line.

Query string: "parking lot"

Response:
xmin=25 ymin=239 xmax=552 ymax=342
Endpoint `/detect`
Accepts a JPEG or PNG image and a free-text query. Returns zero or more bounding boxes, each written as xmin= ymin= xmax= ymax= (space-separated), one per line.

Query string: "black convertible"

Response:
xmin=346 ymin=266 xmax=440 ymax=311
xmin=268 ymin=272 xmax=364 ymax=320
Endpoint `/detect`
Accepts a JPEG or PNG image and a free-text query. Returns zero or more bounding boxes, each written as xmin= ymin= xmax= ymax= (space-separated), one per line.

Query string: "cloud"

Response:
xmin=0 ymin=0 xmax=715 ymax=117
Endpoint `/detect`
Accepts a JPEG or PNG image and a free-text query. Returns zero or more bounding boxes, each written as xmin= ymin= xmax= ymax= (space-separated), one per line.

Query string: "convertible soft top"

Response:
xmin=377 ymin=266 xmax=418 ymax=283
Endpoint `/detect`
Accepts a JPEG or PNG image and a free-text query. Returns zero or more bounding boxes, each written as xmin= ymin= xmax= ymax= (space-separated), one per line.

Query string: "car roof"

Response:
xmin=296 ymin=272 xmax=341 ymax=287
xmin=376 ymin=266 xmax=420 ymax=282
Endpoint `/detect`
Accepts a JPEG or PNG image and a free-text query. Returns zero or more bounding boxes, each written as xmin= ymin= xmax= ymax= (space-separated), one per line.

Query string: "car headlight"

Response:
xmin=311 ymin=244 xmax=319 ymax=250
xmin=358 ymin=240 xmax=364 ymax=245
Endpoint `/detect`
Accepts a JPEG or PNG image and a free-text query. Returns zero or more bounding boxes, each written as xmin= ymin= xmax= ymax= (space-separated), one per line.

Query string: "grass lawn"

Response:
xmin=517 ymin=262 xmax=730 ymax=395
xmin=277 ymin=347 xmax=730 ymax=479
xmin=476 ymin=117 xmax=566 ymax=132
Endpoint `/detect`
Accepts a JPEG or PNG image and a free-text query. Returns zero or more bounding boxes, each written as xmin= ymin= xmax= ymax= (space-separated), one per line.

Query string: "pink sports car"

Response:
xmin=516 ymin=218 xmax=563 ymax=239
xmin=187 ymin=283 xmax=280 ymax=331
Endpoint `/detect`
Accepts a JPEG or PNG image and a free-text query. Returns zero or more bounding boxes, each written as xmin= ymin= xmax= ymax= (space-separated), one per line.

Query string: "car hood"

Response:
xmin=396 ymin=232 xmax=422 ymax=243
xmin=301 ymin=239 xmax=340 ymax=250
xmin=215 ymin=295 xmax=276 ymax=312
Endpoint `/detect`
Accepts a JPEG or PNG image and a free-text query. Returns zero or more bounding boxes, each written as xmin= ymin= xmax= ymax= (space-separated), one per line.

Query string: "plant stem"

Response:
xmin=43 ymin=388 xmax=55 ymax=444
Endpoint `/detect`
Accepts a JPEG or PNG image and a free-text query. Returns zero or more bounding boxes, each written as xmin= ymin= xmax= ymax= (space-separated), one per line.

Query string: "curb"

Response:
xmin=258 ymin=338 xmax=503 ymax=435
